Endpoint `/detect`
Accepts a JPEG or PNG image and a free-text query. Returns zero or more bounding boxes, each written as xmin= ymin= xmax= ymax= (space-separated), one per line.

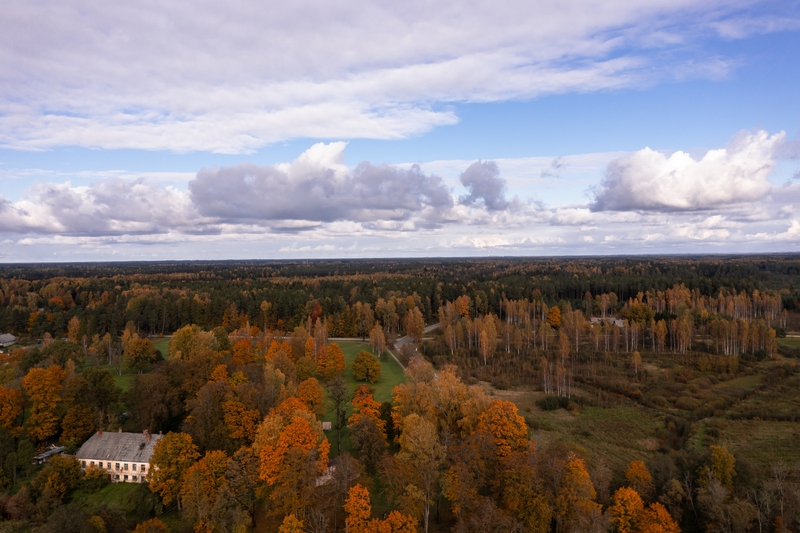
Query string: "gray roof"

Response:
xmin=76 ymin=431 xmax=163 ymax=463
xmin=0 ymin=334 xmax=16 ymax=343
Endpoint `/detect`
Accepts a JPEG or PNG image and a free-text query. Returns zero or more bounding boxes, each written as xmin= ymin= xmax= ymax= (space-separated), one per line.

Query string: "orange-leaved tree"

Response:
xmin=345 ymin=483 xmax=419 ymax=533
xmin=23 ymin=365 xmax=66 ymax=442
xmin=181 ymin=449 xmax=229 ymax=532
xmin=297 ymin=377 xmax=325 ymax=416
xmin=476 ymin=399 xmax=528 ymax=457
xmin=222 ymin=399 xmax=261 ymax=444
xmin=0 ymin=387 xmax=24 ymax=438
xmin=348 ymin=385 xmax=387 ymax=470
xmin=554 ymin=455 xmax=602 ymax=532
xmin=610 ymin=487 xmax=645 ymax=533
xmin=625 ymin=460 xmax=655 ymax=502
xmin=258 ymin=401 xmax=330 ymax=516
xmin=639 ymin=502 xmax=680 ymax=533
xmin=232 ymin=339 xmax=255 ymax=365
xmin=322 ymin=343 xmax=346 ymax=380
xmin=149 ymin=432 xmax=200 ymax=510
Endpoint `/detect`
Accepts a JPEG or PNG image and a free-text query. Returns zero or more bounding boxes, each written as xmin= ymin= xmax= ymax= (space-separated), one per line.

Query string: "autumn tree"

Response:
xmin=353 ymin=350 xmax=382 ymax=383
xmin=32 ymin=454 xmax=82 ymax=502
xmin=124 ymin=337 xmax=158 ymax=373
xmin=0 ymin=387 xmax=24 ymax=438
xmin=258 ymin=405 xmax=331 ymax=516
xmin=320 ymin=343 xmax=346 ymax=380
xmin=279 ymin=514 xmax=305 ymax=533
xmin=547 ymin=306 xmax=562 ymax=328
xmin=501 ymin=443 xmax=551 ymax=533
xmin=22 ymin=365 xmax=66 ymax=442
xmin=370 ymin=324 xmax=386 ymax=357
xmin=476 ymin=400 xmax=528 ymax=457
xmin=404 ymin=307 xmax=425 ymax=341
xmin=149 ymin=432 xmax=200 ymax=510
xmin=349 ymin=385 xmax=387 ymax=471
xmin=232 ymin=339 xmax=255 ymax=365
xmin=132 ymin=518 xmax=169 ymax=533
xmin=610 ymin=487 xmax=645 ymax=533
xmin=396 ymin=413 xmax=445 ymax=533
xmin=554 ymin=455 xmax=602 ymax=532
xmin=345 ymin=483 xmax=419 ymax=533
xmin=625 ymin=460 xmax=654 ymax=502
xmin=222 ymin=400 xmax=260 ymax=444
xmin=328 ymin=376 xmax=349 ymax=455
xmin=181 ymin=449 xmax=229 ymax=532
xmin=631 ymin=351 xmax=642 ymax=376
xmin=297 ymin=377 xmax=325 ymax=416
xmin=225 ymin=447 xmax=262 ymax=529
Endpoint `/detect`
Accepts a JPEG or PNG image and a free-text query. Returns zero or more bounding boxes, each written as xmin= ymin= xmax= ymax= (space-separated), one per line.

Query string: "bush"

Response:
xmin=80 ymin=465 xmax=109 ymax=493
xmin=675 ymin=396 xmax=702 ymax=411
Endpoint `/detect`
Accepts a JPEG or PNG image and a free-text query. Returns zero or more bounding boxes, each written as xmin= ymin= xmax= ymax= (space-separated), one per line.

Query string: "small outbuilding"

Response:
xmin=75 ymin=429 xmax=163 ymax=483
xmin=32 ymin=445 xmax=65 ymax=465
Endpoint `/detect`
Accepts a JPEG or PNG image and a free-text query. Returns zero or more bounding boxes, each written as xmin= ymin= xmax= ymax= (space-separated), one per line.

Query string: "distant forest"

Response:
xmin=0 ymin=255 xmax=799 ymax=533
xmin=2 ymin=255 xmax=799 ymax=340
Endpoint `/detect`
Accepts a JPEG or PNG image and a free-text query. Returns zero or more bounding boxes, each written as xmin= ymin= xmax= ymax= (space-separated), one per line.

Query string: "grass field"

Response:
xmin=150 ymin=337 xmax=170 ymax=355
xmin=778 ymin=336 xmax=800 ymax=349
xmin=321 ymin=340 xmax=406 ymax=456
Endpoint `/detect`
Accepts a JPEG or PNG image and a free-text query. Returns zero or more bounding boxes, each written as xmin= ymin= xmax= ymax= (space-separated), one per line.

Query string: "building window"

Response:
xmin=106 ymin=463 xmax=111 ymax=469
xmin=81 ymin=461 xmax=86 ymax=468
xmin=124 ymin=475 xmax=128 ymax=481
xmin=141 ymin=464 xmax=147 ymax=472
xmin=132 ymin=476 xmax=137 ymax=482
xmin=115 ymin=463 xmax=120 ymax=470
xmin=132 ymin=464 xmax=137 ymax=471
xmin=90 ymin=461 xmax=95 ymax=467
xmin=124 ymin=464 xmax=128 ymax=471
xmin=115 ymin=475 xmax=119 ymax=480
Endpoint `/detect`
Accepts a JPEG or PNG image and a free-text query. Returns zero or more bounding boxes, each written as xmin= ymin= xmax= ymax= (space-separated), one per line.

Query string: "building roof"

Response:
xmin=75 ymin=431 xmax=163 ymax=463
xmin=0 ymin=333 xmax=17 ymax=343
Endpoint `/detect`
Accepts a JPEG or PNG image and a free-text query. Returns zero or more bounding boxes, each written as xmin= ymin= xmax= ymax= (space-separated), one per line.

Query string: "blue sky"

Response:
xmin=1 ymin=0 xmax=799 ymax=261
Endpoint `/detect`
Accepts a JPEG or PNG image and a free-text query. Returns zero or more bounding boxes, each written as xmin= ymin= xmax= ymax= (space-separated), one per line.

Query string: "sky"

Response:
xmin=1 ymin=0 xmax=800 ymax=262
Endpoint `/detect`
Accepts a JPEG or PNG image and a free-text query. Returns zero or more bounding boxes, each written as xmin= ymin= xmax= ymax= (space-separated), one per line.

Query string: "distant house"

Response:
xmin=32 ymin=445 xmax=65 ymax=465
xmin=75 ymin=429 xmax=163 ymax=483
xmin=0 ymin=334 xmax=17 ymax=348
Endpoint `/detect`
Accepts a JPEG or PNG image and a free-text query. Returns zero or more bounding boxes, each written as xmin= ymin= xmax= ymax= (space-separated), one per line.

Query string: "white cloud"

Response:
xmin=592 ymin=130 xmax=784 ymax=211
xmin=0 ymin=0 xmax=783 ymax=152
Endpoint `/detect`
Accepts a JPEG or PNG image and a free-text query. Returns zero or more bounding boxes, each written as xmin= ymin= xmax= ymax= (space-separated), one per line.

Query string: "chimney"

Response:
xmin=118 ymin=427 xmax=122 ymax=433
xmin=148 ymin=433 xmax=151 ymax=442
xmin=99 ymin=429 xmax=103 ymax=436
xmin=159 ymin=431 xmax=162 ymax=435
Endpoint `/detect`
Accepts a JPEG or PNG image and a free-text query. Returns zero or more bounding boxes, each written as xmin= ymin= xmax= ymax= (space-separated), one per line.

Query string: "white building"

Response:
xmin=0 ymin=334 xmax=17 ymax=348
xmin=75 ymin=429 xmax=163 ymax=483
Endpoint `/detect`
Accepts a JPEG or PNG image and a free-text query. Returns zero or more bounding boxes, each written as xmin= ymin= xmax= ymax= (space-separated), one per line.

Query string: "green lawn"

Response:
xmin=321 ymin=340 xmax=406 ymax=456
xmin=150 ymin=337 xmax=170 ymax=356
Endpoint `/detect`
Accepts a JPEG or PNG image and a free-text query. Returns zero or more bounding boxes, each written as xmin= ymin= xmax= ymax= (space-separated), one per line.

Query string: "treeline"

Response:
xmin=2 ymin=256 xmax=799 ymax=341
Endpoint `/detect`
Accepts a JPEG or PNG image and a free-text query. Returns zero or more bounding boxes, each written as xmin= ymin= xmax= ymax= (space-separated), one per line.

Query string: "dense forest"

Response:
xmin=0 ymin=256 xmax=799 ymax=533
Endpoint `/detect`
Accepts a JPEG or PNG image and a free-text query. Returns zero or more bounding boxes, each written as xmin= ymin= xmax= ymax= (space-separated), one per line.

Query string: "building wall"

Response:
xmin=79 ymin=458 xmax=150 ymax=483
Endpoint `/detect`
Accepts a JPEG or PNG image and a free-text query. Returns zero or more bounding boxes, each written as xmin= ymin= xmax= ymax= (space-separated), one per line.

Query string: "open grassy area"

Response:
xmin=150 ymin=337 xmax=170 ymax=355
xmin=321 ymin=340 xmax=406 ymax=456
xmin=72 ymin=482 xmax=143 ymax=513
xmin=778 ymin=336 xmax=800 ymax=349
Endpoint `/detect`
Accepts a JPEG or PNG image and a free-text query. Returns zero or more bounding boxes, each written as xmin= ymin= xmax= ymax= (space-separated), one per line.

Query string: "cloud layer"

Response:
xmin=2 ymin=0 xmax=792 ymax=152
xmin=1 ymin=133 xmax=799 ymax=261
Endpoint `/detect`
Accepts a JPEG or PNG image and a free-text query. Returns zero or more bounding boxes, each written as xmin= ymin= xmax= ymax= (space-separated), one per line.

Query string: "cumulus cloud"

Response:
xmin=189 ymin=142 xmax=454 ymax=226
xmin=459 ymin=161 xmax=509 ymax=211
xmin=0 ymin=179 xmax=197 ymax=236
xmin=591 ymin=130 xmax=783 ymax=212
